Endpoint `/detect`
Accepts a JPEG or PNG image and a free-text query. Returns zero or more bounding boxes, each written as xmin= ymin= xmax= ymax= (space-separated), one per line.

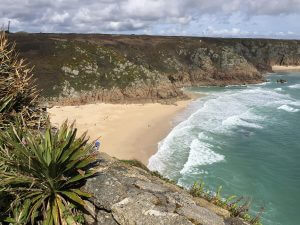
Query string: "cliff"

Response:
xmin=82 ymin=152 xmax=252 ymax=225
xmin=9 ymin=33 xmax=300 ymax=104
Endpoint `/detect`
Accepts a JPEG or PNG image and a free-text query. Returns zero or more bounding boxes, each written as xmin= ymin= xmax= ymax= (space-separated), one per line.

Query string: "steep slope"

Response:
xmin=9 ymin=33 xmax=300 ymax=104
xmin=83 ymin=153 xmax=252 ymax=225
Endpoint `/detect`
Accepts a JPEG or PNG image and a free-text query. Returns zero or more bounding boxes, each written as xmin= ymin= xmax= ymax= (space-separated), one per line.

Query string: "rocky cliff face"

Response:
xmin=9 ymin=33 xmax=300 ymax=104
xmin=83 ymin=153 xmax=250 ymax=225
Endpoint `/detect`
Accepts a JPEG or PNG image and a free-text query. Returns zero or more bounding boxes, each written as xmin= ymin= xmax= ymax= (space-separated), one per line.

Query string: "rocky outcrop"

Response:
xmin=82 ymin=153 xmax=250 ymax=225
xmin=9 ymin=34 xmax=300 ymax=104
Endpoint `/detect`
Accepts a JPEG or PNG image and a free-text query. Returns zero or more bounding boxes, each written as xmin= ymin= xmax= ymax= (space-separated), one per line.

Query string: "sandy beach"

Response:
xmin=272 ymin=65 xmax=300 ymax=72
xmin=48 ymin=99 xmax=194 ymax=165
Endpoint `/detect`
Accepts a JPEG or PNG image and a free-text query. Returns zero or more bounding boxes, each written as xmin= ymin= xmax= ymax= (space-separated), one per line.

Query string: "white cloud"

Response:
xmin=202 ymin=26 xmax=249 ymax=36
xmin=0 ymin=0 xmax=299 ymax=38
xmin=48 ymin=11 xmax=69 ymax=23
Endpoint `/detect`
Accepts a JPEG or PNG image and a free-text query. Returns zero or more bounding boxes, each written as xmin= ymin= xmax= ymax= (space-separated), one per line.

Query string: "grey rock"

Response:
xmin=193 ymin=197 xmax=231 ymax=219
xmin=165 ymin=191 xmax=196 ymax=207
xmin=83 ymin=200 xmax=119 ymax=225
xmin=84 ymin=172 xmax=128 ymax=211
xmin=111 ymin=193 xmax=193 ymax=225
xmin=135 ymin=180 xmax=169 ymax=193
xmin=177 ymin=204 xmax=225 ymax=225
xmin=94 ymin=210 xmax=119 ymax=225
xmin=81 ymin=153 xmax=251 ymax=225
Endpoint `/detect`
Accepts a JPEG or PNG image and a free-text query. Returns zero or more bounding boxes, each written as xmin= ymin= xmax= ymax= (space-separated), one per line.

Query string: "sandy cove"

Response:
xmin=272 ymin=65 xmax=300 ymax=72
xmin=48 ymin=99 xmax=195 ymax=165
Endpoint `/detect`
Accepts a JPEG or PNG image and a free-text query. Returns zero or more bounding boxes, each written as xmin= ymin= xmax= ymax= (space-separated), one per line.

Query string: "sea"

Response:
xmin=148 ymin=72 xmax=300 ymax=225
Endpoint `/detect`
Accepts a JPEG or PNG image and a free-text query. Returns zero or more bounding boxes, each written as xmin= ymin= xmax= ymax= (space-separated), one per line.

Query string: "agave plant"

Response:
xmin=0 ymin=31 xmax=46 ymax=129
xmin=0 ymin=121 xmax=97 ymax=224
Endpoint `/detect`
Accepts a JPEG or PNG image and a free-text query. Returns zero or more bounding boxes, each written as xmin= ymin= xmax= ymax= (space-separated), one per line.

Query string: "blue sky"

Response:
xmin=1 ymin=0 xmax=300 ymax=39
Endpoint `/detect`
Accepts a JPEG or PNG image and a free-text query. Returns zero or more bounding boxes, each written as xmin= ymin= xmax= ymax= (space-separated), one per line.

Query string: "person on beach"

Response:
xmin=94 ymin=139 xmax=101 ymax=151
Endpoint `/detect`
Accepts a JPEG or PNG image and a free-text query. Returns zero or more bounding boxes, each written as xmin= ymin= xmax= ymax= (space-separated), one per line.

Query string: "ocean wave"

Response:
xmin=225 ymin=84 xmax=248 ymax=88
xmin=277 ymin=105 xmax=299 ymax=112
xmin=221 ymin=114 xmax=263 ymax=129
xmin=198 ymin=132 xmax=214 ymax=141
xmin=148 ymin=86 xmax=298 ymax=178
xmin=289 ymin=101 xmax=300 ymax=107
xmin=253 ymin=82 xmax=268 ymax=86
xmin=274 ymin=88 xmax=282 ymax=91
xmin=147 ymin=125 xmax=194 ymax=174
xmin=180 ymin=138 xmax=225 ymax=175
xmin=288 ymin=84 xmax=300 ymax=89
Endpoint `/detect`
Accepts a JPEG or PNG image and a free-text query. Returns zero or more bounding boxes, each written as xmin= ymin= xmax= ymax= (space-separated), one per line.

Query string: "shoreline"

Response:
xmin=48 ymin=96 xmax=202 ymax=165
xmin=272 ymin=65 xmax=300 ymax=72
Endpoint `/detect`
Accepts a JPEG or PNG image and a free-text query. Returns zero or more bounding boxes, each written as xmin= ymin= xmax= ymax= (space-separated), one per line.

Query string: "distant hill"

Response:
xmin=9 ymin=33 xmax=300 ymax=104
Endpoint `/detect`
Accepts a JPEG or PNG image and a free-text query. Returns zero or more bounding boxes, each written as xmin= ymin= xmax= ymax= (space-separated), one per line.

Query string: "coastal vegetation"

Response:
xmin=0 ymin=32 xmax=96 ymax=224
xmin=190 ymin=180 xmax=263 ymax=225
xmin=0 ymin=122 xmax=98 ymax=224
xmin=0 ymin=32 xmax=45 ymax=129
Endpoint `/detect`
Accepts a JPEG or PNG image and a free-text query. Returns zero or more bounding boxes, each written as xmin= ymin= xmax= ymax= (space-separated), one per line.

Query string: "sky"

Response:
xmin=1 ymin=0 xmax=300 ymax=39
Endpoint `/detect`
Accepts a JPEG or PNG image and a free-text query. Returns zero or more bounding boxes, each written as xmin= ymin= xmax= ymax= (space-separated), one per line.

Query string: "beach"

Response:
xmin=48 ymin=99 xmax=194 ymax=165
xmin=272 ymin=65 xmax=300 ymax=72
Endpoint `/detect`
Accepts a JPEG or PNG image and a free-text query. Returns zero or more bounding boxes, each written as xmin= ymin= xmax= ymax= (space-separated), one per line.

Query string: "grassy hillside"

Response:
xmin=9 ymin=33 xmax=300 ymax=104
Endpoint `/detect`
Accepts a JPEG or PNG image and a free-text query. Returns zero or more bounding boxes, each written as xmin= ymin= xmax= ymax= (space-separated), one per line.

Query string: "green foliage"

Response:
xmin=0 ymin=121 xmax=97 ymax=224
xmin=190 ymin=179 xmax=208 ymax=198
xmin=4 ymin=200 xmax=31 ymax=225
xmin=189 ymin=180 xmax=263 ymax=225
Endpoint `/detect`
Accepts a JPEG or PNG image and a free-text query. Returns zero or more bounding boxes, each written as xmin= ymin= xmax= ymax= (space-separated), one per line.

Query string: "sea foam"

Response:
xmin=148 ymin=86 xmax=299 ymax=180
xmin=278 ymin=105 xmax=299 ymax=112
xmin=288 ymin=84 xmax=300 ymax=89
xmin=221 ymin=112 xmax=263 ymax=130
xmin=180 ymin=138 xmax=224 ymax=175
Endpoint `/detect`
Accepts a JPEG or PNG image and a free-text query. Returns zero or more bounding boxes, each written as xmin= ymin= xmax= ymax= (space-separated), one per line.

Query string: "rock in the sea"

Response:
xmin=277 ymin=79 xmax=287 ymax=83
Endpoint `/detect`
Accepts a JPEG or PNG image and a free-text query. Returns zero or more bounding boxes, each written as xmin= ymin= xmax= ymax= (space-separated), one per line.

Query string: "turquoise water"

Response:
xmin=148 ymin=73 xmax=300 ymax=225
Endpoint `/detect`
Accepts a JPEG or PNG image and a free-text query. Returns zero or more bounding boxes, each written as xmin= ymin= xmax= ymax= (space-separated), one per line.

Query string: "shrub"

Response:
xmin=0 ymin=121 xmax=97 ymax=224
xmin=0 ymin=31 xmax=45 ymax=129
xmin=189 ymin=180 xmax=263 ymax=225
